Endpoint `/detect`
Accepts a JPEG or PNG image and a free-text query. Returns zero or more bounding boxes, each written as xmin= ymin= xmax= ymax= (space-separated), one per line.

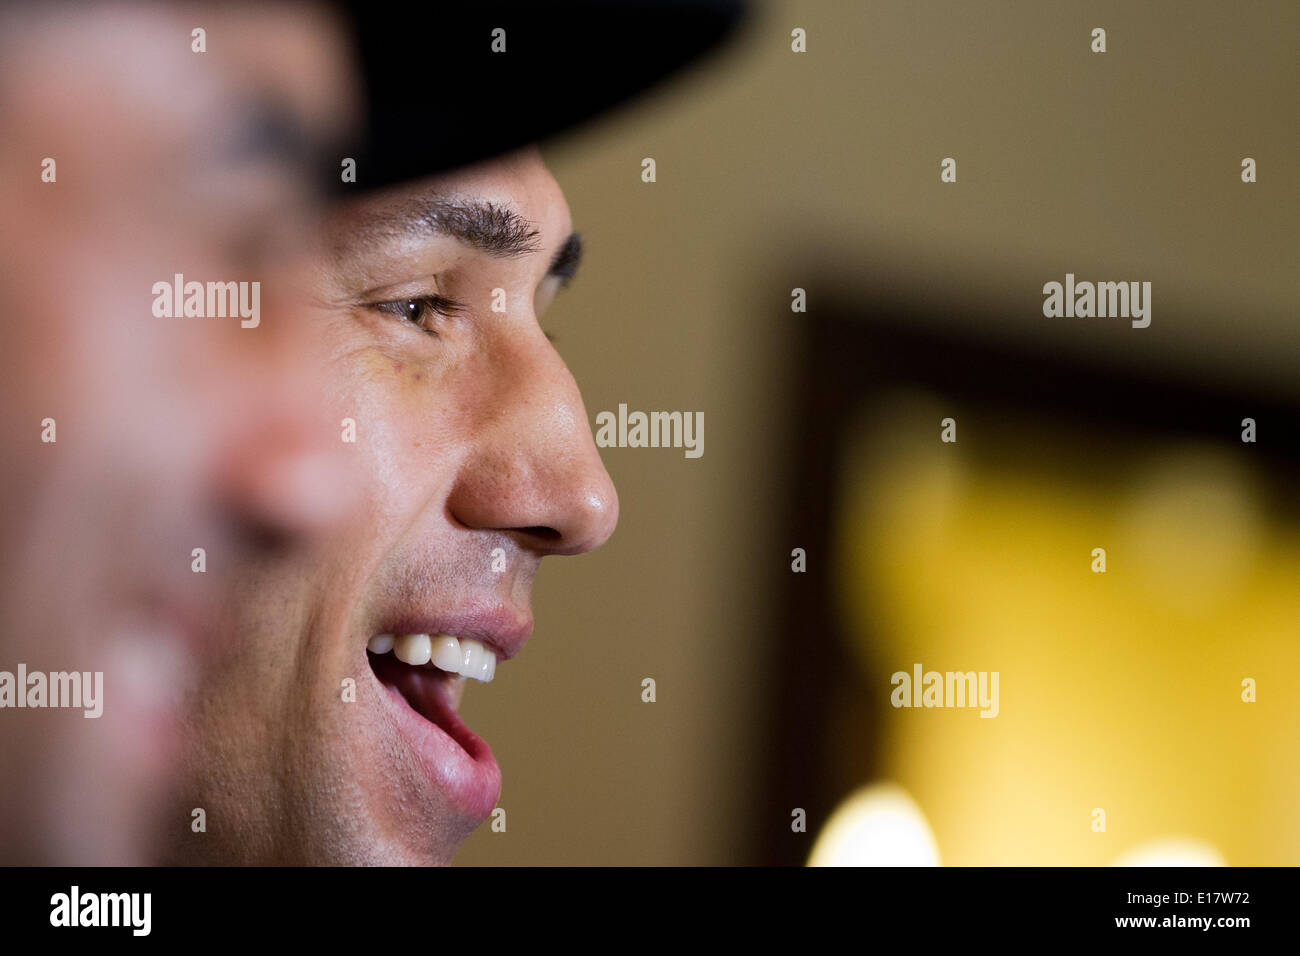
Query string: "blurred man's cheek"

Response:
xmin=190 ymin=262 xmax=359 ymax=544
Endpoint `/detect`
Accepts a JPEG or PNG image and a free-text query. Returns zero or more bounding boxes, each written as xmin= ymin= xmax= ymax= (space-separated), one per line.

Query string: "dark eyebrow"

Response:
xmin=340 ymin=196 xmax=542 ymax=260
xmin=548 ymin=232 xmax=582 ymax=284
xmin=223 ymin=95 xmax=322 ymax=170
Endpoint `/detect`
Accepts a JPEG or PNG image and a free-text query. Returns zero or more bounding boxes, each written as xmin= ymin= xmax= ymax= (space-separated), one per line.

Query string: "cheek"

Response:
xmin=344 ymin=347 xmax=468 ymax=508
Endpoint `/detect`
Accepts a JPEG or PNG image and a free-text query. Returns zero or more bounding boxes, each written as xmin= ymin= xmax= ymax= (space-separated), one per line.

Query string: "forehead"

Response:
xmin=433 ymin=149 xmax=568 ymax=214
xmin=1 ymin=5 xmax=353 ymax=176
xmin=8 ymin=5 xmax=346 ymax=106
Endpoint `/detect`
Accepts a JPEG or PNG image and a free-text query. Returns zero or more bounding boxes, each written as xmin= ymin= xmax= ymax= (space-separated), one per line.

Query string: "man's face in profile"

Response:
xmin=175 ymin=148 xmax=619 ymax=865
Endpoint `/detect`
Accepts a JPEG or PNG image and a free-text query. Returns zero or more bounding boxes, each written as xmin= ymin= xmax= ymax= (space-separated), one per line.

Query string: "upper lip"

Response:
xmin=375 ymin=604 xmax=533 ymax=663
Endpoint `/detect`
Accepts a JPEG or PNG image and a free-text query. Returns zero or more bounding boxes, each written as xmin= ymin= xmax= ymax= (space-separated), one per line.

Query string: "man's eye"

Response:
xmin=370 ymin=295 xmax=462 ymax=335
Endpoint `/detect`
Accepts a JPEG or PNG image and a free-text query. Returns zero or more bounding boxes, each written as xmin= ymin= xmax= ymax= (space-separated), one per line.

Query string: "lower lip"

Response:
xmin=375 ymin=668 xmax=501 ymax=821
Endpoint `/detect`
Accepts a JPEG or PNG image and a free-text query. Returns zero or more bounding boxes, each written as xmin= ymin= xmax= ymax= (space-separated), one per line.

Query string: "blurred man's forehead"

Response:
xmin=203 ymin=4 xmax=359 ymax=139
xmin=1 ymin=5 xmax=353 ymax=162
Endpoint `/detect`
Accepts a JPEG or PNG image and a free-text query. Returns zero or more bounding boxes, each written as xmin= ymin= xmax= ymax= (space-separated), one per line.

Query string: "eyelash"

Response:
xmin=368 ymin=293 xmax=559 ymax=343
xmin=370 ymin=295 xmax=464 ymax=336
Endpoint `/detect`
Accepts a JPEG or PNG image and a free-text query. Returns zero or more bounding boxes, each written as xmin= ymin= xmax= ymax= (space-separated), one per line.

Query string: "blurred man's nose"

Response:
xmin=205 ymin=257 xmax=357 ymax=543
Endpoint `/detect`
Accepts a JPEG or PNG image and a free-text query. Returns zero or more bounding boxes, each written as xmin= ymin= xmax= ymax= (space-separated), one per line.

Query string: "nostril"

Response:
xmin=519 ymin=526 xmax=562 ymax=542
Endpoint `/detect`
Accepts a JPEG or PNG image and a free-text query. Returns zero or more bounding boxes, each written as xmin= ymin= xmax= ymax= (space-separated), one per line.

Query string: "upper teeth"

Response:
xmin=368 ymin=633 xmax=497 ymax=683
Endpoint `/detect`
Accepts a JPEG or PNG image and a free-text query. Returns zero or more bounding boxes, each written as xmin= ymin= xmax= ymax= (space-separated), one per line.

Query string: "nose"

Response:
xmin=210 ymin=399 xmax=352 ymax=543
xmin=446 ymin=334 xmax=619 ymax=557
xmin=205 ymin=267 xmax=356 ymax=545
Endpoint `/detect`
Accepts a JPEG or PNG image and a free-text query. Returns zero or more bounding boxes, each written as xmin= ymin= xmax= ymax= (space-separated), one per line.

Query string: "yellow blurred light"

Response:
xmin=808 ymin=783 xmax=940 ymax=867
xmin=831 ymin=411 xmax=1300 ymax=864
xmin=1112 ymin=838 xmax=1226 ymax=867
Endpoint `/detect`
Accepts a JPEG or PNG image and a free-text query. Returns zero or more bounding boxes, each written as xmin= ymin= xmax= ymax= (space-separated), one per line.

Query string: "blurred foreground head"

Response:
xmin=0 ymin=2 xmax=359 ymax=863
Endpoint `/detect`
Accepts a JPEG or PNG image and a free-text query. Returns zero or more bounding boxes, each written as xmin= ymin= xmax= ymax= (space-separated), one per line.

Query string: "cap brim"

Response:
xmin=339 ymin=0 xmax=748 ymax=191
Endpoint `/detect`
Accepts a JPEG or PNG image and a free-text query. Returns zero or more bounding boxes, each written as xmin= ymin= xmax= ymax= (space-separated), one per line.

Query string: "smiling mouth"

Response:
xmin=366 ymin=633 xmax=495 ymax=757
xmin=365 ymin=637 xmax=501 ymax=818
xmin=368 ymin=632 xmax=497 ymax=681
xmin=362 ymin=618 xmax=524 ymax=820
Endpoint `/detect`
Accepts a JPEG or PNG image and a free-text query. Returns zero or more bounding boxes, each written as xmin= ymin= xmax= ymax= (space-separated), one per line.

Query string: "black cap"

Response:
xmin=338 ymin=0 xmax=748 ymax=192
